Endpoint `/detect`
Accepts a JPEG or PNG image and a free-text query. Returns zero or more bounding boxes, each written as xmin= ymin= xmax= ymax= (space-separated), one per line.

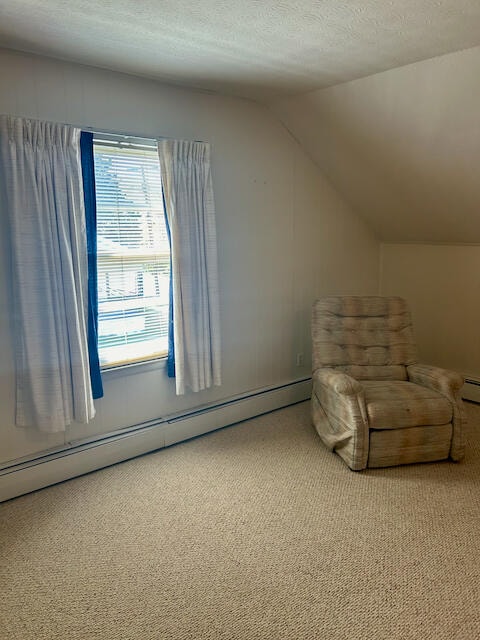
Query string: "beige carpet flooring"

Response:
xmin=1 ymin=400 xmax=480 ymax=639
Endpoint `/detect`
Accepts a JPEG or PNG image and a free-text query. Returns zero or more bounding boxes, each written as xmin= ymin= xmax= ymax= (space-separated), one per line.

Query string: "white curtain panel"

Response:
xmin=0 ymin=116 xmax=94 ymax=432
xmin=158 ymin=140 xmax=221 ymax=395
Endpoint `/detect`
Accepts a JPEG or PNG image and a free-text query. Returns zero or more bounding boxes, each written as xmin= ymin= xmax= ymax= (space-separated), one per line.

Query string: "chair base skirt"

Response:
xmin=368 ymin=423 xmax=453 ymax=468
xmin=311 ymin=392 xmax=369 ymax=471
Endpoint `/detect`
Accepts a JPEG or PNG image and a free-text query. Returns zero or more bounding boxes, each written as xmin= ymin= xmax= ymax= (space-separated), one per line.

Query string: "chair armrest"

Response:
xmin=312 ymin=368 xmax=368 ymax=470
xmin=407 ymin=363 xmax=464 ymax=399
xmin=407 ymin=363 xmax=466 ymax=462
xmin=313 ymin=368 xmax=363 ymax=396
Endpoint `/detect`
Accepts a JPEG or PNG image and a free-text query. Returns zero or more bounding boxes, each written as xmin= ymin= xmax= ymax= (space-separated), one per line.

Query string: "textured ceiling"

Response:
xmin=1 ymin=1 xmax=480 ymax=101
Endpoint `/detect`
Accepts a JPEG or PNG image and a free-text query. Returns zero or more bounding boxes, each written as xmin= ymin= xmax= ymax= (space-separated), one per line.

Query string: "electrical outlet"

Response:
xmin=296 ymin=353 xmax=304 ymax=367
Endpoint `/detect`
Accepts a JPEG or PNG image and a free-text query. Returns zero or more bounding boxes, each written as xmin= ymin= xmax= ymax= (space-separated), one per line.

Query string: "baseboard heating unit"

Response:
xmin=0 ymin=377 xmax=311 ymax=502
xmin=462 ymin=376 xmax=480 ymax=403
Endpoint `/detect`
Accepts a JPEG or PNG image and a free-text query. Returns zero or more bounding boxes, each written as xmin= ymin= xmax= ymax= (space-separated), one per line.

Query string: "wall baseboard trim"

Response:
xmin=0 ymin=377 xmax=312 ymax=502
xmin=462 ymin=377 xmax=480 ymax=403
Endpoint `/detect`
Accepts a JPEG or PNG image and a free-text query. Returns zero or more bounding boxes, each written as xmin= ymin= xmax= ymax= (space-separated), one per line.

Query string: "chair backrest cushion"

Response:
xmin=312 ymin=296 xmax=418 ymax=380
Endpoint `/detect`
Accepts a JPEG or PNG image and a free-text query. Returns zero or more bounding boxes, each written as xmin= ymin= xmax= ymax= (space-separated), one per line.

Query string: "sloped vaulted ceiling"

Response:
xmin=1 ymin=0 xmax=480 ymax=101
xmin=271 ymin=45 xmax=480 ymax=243
xmin=1 ymin=1 xmax=480 ymax=242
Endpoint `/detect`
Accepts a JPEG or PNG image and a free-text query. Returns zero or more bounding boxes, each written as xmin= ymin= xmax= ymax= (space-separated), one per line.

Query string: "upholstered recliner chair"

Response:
xmin=311 ymin=296 xmax=466 ymax=470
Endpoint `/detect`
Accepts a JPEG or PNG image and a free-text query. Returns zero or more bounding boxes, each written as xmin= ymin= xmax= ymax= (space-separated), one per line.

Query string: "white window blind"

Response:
xmin=93 ymin=137 xmax=170 ymax=368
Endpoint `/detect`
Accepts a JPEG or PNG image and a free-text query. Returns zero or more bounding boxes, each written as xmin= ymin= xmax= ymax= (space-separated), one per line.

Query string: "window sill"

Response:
xmin=100 ymin=356 xmax=167 ymax=379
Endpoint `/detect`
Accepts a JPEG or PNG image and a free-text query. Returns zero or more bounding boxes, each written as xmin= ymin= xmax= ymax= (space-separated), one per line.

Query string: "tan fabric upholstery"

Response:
xmin=311 ymin=296 xmax=466 ymax=470
xmin=312 ymin=369 xmax=369 ymax=470
xmin=363 ymin=381 xmax=452 ymax=430
xmin=312 ymin=296 xmax=417 ymax=380
xmin=368 ymin=424 xmax=453 ymax=468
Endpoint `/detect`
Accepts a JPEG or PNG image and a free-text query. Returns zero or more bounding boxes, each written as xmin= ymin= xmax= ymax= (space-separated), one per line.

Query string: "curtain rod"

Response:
xmin=84 ymin=125 xmax=206 ymax=145
xmin=1 ymin=113 xmax=206 ymax=144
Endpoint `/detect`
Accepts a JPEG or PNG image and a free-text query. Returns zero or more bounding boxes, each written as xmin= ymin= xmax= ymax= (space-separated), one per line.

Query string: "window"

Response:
xmin=93 ymin=136 xmax=170 ymax=368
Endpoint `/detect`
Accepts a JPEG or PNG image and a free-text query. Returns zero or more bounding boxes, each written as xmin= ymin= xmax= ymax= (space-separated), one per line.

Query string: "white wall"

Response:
xmin=380 ymin=243 xmax=480 ymax=378
xmin=0 ymin=49 xmax=379 ymax=465
xmin=271 ymin=46 xmax=480 ymax=382
xmin=271 ymin=45 xmax=480 ymax=244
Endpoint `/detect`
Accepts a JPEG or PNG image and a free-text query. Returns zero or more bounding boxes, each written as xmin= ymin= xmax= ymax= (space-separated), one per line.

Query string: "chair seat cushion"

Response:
xmin=362 ymin=380 xmax=452 ymax=430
